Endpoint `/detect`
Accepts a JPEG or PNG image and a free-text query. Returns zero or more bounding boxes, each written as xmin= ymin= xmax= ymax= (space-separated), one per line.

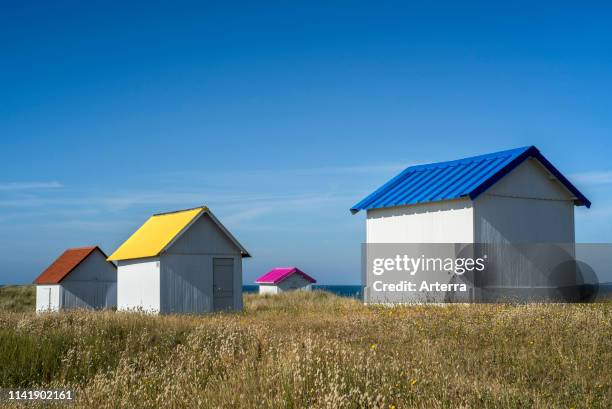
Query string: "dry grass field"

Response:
xmin=0 ymin=288 xmax=610 ymax=408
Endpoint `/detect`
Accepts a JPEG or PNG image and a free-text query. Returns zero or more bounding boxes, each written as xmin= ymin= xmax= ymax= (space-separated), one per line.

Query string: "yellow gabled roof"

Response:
xmin=108 ymin=207 xmax=205 ymax=261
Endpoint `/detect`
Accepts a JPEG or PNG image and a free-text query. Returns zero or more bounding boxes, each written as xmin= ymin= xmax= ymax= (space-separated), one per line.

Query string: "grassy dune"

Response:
xmin=0 ymin=290 xmax=610 ymax=408
xmin=0 ymin=285 xmax=35 ymax=313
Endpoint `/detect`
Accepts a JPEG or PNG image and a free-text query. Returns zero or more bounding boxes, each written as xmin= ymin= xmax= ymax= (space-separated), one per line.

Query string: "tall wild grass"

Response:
xmin=0 ymin=290 xmax=610 ymax=408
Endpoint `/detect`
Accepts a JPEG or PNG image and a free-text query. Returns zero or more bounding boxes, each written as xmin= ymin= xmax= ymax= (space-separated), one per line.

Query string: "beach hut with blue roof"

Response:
xmin=351 ymin=146 xmax=592 ymax=302
xmin=351 ymin=146 xmax=590 ymax=244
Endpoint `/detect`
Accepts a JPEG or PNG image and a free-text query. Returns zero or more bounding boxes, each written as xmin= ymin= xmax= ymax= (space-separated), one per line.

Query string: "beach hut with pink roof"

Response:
xmin=255 ymin=267 xmax=316 ymax=295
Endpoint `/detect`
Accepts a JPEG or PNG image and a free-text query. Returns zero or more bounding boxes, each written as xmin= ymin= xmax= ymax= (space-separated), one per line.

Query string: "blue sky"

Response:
xmin=1 ymin=1 xmax=611 ymax=284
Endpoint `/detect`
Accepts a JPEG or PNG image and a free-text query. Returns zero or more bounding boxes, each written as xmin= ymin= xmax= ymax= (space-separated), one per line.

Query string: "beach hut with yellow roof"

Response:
xmin=108 ymin=206 xmax=250 ymax=314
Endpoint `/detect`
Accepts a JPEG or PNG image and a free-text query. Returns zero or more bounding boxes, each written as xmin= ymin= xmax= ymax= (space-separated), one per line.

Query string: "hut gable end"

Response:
xmin=61 ymin=249 xmax=116 ymax=283
xmin=276 ymin=273 xmax=312 ymax=291
xmin=483 ymin=158 xmax=576 ymax=202
xmin=165 ymin=214 xmax=240 ymax=255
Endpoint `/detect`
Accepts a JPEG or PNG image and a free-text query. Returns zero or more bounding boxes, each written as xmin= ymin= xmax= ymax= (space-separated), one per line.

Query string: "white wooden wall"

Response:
xmin=35 ymin=285 xmax=61 ymax=312
xmin=117 ymin=258 xmax=160 ymax=312
xmin=366 ymin=199 xmax=474 ymax=243
xmin=258 ymin=284 xmax=279 ymax=294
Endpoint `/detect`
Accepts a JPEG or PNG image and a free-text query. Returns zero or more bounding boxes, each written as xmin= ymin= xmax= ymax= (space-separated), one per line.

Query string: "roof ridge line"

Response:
xmin=405 ymin=146 xmax=532 ymax=170
xmin=65 ymin=245 xmax=98 ymax=250
xmin=153 ymin=206 xmax=208 ymax=216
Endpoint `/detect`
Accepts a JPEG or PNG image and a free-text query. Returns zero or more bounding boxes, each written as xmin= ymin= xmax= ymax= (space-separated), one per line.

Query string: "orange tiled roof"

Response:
xmin=33 ymin=246 xmax=103 ymax=284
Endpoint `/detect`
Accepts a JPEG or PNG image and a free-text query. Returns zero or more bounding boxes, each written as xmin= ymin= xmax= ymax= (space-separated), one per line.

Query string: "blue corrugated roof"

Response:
xmin=350 ymin=146 xmax=591 ymax=213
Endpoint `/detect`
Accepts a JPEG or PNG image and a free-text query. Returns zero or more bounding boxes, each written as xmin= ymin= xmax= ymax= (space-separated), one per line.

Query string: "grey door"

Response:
xmin=213 ymin=258 xmax=234 ymax=311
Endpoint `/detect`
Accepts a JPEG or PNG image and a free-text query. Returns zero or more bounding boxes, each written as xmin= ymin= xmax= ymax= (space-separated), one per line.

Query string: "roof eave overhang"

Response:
xmin=351 ymin=197 xmax=472 ymax=214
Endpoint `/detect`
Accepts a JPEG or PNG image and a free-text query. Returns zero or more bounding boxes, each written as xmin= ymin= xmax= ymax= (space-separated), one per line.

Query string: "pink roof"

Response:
xmin=255 ymin=267 xmax=316 ymax=284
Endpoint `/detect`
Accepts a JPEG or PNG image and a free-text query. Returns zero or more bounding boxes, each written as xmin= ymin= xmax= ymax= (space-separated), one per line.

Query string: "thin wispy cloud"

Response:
xmin=266 ymin=163 xmax=408 ymax=176
xmin=0 ymin=161 xmax=371 ymax=233
xmin=160 ymin=162 xmax=410 ymax=182
xmin=0 ymin=181 xmax=63 ymax=191
xmin=92 ymin=190 xmax=349 ymax=212
xmin=35 ymin=219 xmax=133 ymax=232
xmin=222 ymin=207 xmax=271 ymax=225
xmin=571 ymin=171 xmax=612 ymax=186
xmin=0 ymin=186 xmax=358 ymax=211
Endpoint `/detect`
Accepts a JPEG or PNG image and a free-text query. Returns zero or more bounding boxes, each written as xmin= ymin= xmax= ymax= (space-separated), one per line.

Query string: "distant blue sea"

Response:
xmin=243 ymin=285 xmax=362 ymax=299
xmin=243 ymin=284 xmax=612 ymax=301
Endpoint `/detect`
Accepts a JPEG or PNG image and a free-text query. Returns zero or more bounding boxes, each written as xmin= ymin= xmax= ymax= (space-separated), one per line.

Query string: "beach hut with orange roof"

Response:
xmin=33 ymin=246 xmax=117 ymax=312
